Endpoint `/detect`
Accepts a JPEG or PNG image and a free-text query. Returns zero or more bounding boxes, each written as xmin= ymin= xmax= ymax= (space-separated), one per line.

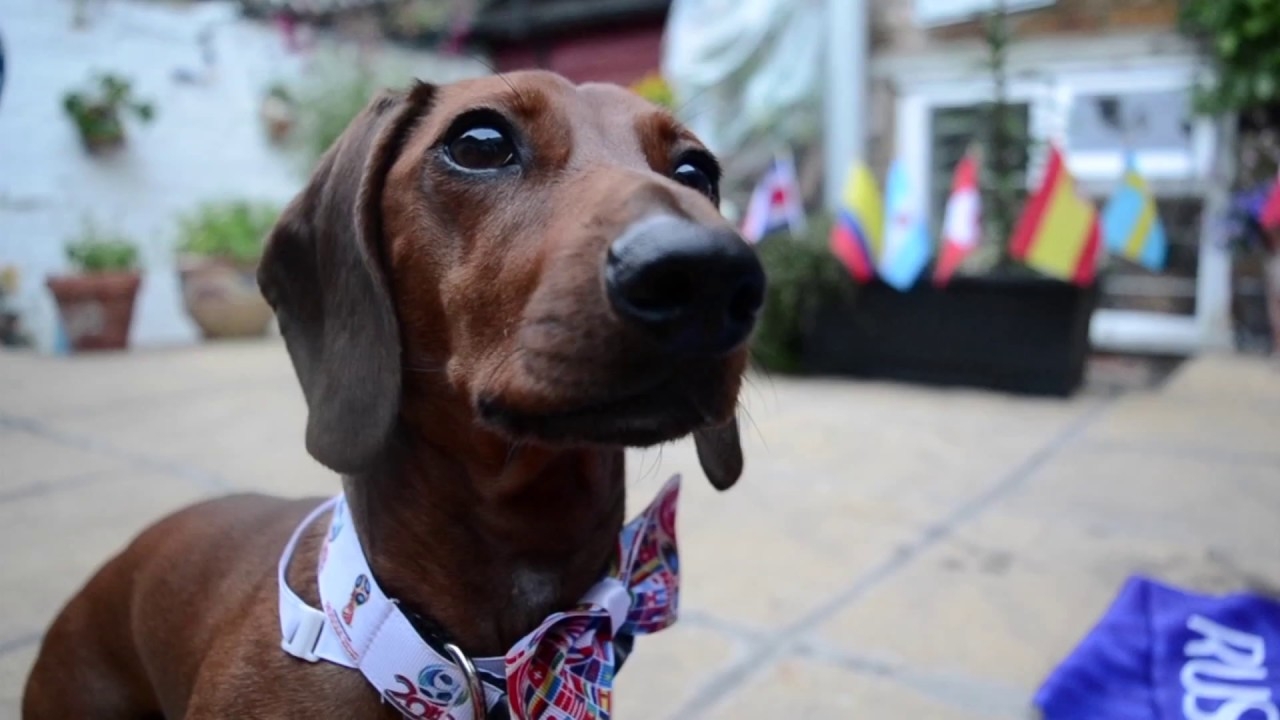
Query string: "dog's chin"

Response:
xmin=476 ymin=377 xmax=732 ymax=448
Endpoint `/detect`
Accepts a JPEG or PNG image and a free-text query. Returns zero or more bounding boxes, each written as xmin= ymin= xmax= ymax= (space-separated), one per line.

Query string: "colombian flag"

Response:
xmin=830 ymin=161 xmax=883 ymax=283
xmin=1102 ymin=153 xmax=1167 ymax=272
xmin=1010 ymin=144 xmax=1101 ymax=286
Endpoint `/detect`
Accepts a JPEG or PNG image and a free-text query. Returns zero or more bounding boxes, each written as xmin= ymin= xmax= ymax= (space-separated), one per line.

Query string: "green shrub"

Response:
xmin=1182 ymin=0 xmax=1280 ymax=115
xmin=177 ymin=201 xmax=280 ymax=264
xmin=65 ymin=221 xmax=140 ymax=273
xmin=285 ymin=52 xmax=414 ymax=170
xmin=751 ymin=215 xmax=855 ymax=373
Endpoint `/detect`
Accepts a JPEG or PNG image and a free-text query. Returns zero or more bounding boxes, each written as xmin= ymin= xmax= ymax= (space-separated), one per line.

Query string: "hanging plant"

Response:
xmin=260 ymin=82 xmax=298 ymax=145
xmin=62 ymin=73 xmax=155 ymax=154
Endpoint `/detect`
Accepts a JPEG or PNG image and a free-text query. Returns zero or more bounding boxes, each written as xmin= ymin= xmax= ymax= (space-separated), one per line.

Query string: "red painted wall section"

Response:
xmin=491 ymin=22 xmax=666 ymax=86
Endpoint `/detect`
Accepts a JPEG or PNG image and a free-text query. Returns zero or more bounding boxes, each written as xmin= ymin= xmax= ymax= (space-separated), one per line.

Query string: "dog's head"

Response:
xmin=259 ymin=71 xmax=763 ymax=491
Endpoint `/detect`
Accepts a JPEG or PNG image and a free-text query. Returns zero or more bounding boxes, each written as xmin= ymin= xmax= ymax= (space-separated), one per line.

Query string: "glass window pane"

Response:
xmin=1068 ymin=90 xmax=1195 ymax=154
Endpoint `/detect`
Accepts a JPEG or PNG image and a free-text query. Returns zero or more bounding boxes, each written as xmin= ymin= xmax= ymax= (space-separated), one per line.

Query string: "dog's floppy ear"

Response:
xmin=258 ymin=82 xmax=434 ymax=475
xmin=693 ymin=419 xmax=742 ymax=491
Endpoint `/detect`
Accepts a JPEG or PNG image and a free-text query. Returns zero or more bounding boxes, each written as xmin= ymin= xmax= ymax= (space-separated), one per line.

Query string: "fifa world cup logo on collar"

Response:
xmin=342 ymin=574 xmax=371 ymax=625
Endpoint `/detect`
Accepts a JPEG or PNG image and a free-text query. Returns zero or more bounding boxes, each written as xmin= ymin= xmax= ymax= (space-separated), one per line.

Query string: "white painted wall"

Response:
xmin=0 ymin=0 xmax=484 ymax=353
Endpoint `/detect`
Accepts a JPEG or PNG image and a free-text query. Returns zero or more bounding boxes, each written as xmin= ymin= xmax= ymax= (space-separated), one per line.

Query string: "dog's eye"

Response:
xmin=673 ymin=162 xmax=717 ymax=199
xmin=446 ymin=126 xmax=516 ymax=170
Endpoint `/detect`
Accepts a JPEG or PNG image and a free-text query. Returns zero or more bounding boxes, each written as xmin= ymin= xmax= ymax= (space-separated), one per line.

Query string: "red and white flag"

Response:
xmin=1261 ymin=170 xmax=1280 ymax=232
xmin=933 ymin=152 xmax=982 ymax=287
xmin=740 ymin=151 xmax=806 ymax=244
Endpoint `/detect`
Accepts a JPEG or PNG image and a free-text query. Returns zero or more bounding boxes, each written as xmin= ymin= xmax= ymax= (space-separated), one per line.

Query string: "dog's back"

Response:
xmin=23 ymin=495 xmax=320 ymax=718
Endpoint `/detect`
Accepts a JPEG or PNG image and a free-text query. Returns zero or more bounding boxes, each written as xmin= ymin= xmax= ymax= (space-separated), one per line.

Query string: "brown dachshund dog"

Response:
xmin=22 ymin=70 xmax=764 ymax=719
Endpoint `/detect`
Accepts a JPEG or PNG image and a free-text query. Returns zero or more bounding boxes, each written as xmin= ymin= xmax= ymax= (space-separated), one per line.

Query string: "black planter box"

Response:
xmin=801 ymin=276 xmax=1098 ymax=397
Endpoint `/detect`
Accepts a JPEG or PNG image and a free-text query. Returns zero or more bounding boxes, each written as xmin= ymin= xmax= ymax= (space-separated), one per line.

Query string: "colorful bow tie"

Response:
xmin=505 ymin=475 xmax=681 ymax=719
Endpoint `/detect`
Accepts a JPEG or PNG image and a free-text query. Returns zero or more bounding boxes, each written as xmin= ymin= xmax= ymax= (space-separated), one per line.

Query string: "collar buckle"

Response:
xmin=281 ymin=606 xmax=327 ymax=662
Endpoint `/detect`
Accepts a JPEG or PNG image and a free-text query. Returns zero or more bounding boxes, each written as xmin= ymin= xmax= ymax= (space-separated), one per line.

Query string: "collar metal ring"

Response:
xmin=443 ymin=642 xmax=488 ymax=720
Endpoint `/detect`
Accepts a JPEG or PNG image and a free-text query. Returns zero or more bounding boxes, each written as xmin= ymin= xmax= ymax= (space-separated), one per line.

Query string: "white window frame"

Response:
xmin=893 ymin=52 xmax=1232 ymax=355
xmin=1053 ymin=66 xmax=1216 ymax=185
xmin=914 ymin=0 xmax=1057 ymax=28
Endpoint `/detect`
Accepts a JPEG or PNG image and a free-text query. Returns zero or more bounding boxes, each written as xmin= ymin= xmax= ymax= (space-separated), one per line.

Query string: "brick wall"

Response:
xmin=491 ymin=22 xmax=665 ymax=86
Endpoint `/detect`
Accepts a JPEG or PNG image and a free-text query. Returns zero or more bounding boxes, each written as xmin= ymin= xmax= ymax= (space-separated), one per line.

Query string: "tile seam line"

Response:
xmin=0 ymin=469 xmax=102 ymax=506
xmin=0 ymin=413 xmax=233 ymax=493
xmin=669 ymin=394 xmax=1120 ymax=720
xmin=0 ymin=632 xmax=41 ymax=659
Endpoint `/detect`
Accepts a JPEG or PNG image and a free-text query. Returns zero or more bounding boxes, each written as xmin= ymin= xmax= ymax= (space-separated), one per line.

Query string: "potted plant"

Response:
xmin=794 ymin=2 xmax=1097 ymax=397
xmin=260 ymin=82 xmax=297 ymax=145
xmin=751 ymin=215 xmax=855 ymax=373
xmin=0 ymin=265 xmax=25 ymax=347
xmin=46 ymin=223 xmax=142 ymax=352
xmin=62 ymin=72 xmax=154 ymax=154
xmin=176 ymin=201 xmax=279 ymax=339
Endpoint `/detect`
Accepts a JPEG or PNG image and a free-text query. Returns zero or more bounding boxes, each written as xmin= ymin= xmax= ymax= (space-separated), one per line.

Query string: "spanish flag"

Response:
xmin=1010 ymin=145 xmax=1101 ymax=286
xmin=830 ymin=160 xmax=883 ymax=283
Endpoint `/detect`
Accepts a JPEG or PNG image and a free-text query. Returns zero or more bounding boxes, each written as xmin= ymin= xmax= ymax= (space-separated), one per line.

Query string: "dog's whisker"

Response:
xmin=503 ymin=441 xmax=521 ymax=471
xmin=463 ymin=51 xmax=535 ymax=120
xmin=738 ymin=402 xmax=768 ymax=452
xmin=742 ymin=371 xmax=777 ymax=417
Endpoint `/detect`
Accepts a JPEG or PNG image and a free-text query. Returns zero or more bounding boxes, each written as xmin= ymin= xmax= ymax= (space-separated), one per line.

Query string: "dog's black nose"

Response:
xmin=605 ymin=215 xmax=766 ymax=355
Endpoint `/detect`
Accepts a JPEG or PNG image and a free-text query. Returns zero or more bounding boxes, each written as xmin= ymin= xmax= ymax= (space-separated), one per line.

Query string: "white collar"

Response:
xmin=277 ymin=475 xmax=682 ymax=719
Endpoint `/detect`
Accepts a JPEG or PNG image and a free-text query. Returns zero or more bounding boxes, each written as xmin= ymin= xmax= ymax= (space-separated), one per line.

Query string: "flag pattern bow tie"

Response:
xmin=278 ymin=475 xmax=682 ymax=720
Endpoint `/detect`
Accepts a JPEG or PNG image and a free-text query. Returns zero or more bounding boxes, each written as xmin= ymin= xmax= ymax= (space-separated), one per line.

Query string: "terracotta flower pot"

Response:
xmin=45 ymin=271 xmax=141 ymax=351
xmin=260 ymin=95 xmax=296 ymax=145
xmin=178 ymin=256 xmax=273 ymax=339
xmin=82 ymin=129 xmax=125 ymax=155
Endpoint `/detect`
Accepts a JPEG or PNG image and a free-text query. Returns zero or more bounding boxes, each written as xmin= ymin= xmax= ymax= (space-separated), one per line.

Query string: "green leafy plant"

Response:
xmin=266 ymin=81 xmax=293 ymax=104
xmin=177 ymin=201 xmax=280 ymax=264
xmin=289 ymin=58 xmax=383 ymax=170
xmin=981 ymin=2 xmax=1020 ymax=266
xmin=1182 ymin=0 xmax=1280 ymax=115
xmin=1182 ymin=0 xmax=1280 ymax=198
xmin=65 ymin=221 xmax=140 ymax=273
xmin=62 ymin=73 xmax=155 ymax=150
xmin=382 ymin=0 xmax=453 ymax=39
xmin=751 ymin=215 xmax=855 ymax=373
xmin=631 ymin=72 xmax=675 ymax=109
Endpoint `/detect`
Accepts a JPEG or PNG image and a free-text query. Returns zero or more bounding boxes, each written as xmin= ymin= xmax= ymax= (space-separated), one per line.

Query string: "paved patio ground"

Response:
xmin=1 ymin=341 xmax=1277 ymax=719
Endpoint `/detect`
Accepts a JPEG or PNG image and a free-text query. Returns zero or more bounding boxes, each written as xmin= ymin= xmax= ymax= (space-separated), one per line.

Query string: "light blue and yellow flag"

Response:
xmin=1102 ymin=154 xmax=1167 ymax=272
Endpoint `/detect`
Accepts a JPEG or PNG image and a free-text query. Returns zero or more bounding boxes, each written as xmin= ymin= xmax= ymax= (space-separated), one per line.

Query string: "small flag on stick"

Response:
xmin=879 ymin=159 xmax=932 ymax=291
xmin=740 ymin=151 xmax=806 ymax=244
xmin=934 ymin=149 xmax=982 ymax=287
xmin=1102 ymin=153 xmax=1167 ymax=272
xmin=829 ymin=160 xmax=883 ymax=283
xmin=1010 ymin=144 xmax=1101 ymax=286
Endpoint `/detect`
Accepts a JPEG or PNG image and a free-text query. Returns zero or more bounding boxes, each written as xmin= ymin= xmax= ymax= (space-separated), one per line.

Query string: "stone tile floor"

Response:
xmin=1 ymin=341 xmax=1277 ymax=719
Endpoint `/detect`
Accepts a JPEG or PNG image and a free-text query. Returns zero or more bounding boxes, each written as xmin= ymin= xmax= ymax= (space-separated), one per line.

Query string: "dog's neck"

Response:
xmin=341 ymin=424 xmax=627 ymax=658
